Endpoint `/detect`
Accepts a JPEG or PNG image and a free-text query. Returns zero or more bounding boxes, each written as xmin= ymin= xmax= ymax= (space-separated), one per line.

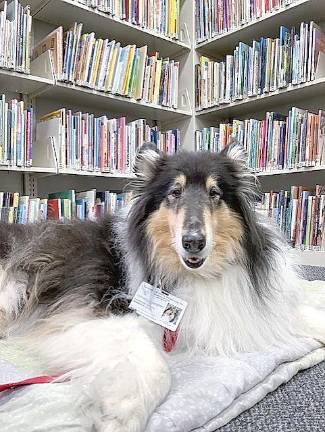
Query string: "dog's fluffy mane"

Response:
xmin=0 ymin=143 xmax=305 ymax=355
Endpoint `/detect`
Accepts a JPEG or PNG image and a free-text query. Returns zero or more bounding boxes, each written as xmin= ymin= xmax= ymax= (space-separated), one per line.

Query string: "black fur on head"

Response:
xmin=128 ymin=141 xmax=279 ymax=298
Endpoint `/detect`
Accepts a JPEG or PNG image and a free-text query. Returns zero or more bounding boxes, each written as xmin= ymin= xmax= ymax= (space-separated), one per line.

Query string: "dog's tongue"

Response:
xmin=163 ymin=329 xmax=178 ymax=352
xmin=187 ymin=256 xmax=200 ymax=263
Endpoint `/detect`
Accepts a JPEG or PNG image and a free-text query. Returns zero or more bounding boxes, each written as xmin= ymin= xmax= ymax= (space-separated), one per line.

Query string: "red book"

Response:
xmin=47 ymin=198 xmax=61 ymax=220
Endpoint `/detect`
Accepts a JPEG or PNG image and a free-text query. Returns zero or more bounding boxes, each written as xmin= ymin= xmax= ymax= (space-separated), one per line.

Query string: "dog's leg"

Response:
xmin=28 ymin=313 xmax=170 ymax=432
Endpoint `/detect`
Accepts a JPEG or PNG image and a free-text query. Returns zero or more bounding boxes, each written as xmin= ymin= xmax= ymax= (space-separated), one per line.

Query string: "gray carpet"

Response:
xmin=217 ymin=360 xmax=325 ymax=431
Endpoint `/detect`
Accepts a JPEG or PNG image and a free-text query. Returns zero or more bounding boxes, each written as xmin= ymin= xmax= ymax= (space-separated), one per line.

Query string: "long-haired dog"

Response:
xmin=0 ymin=142 xmax=324 ymax=431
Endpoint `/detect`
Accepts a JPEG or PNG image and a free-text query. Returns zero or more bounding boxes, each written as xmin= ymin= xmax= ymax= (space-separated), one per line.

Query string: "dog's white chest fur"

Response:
xmin=173 ymin=264 xmax=305 ymax=355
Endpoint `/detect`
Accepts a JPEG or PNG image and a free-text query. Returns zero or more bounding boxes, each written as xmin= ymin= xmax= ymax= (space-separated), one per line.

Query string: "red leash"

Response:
xmin=163 ymin=329 xmax=178 ymax=352
xmin=0 ymin=375 xmax=55 ymax=392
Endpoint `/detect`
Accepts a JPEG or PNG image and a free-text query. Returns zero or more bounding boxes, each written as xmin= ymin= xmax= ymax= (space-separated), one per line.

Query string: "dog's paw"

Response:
xmin=99 ymin=417 xmax=144 ymax=432
xmin=94 ymin=356 xmax=170 ymax=432
xmin=98 ymin=397 xmax=147 ymax=432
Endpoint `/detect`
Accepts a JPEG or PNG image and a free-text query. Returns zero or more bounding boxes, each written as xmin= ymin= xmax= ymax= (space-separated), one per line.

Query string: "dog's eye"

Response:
xmin=209 ymin=187 xmax=221 ymax=199
xmin=170 ymin=188 xmax=182 ymax=198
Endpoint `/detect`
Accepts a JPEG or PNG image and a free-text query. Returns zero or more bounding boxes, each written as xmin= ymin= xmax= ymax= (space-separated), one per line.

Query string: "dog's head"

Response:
xmin=129 ymin=142 xmax=259 ymax=279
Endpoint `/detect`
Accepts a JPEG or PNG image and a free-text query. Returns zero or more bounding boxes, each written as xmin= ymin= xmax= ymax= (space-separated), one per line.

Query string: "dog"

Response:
xmin=0 ymin=141 xmax=324 ymax=431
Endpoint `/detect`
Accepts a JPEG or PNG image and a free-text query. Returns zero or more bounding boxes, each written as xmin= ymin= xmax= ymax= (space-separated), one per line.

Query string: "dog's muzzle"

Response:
xmin=181 ymin=232 xmax=207 ymax=269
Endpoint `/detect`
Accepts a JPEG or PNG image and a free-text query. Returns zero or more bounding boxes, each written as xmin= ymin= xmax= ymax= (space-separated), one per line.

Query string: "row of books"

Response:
xmin=33 ymin=23 xmax=179 ymax=108
xmin=37 ymin=109 xmax=180 ymax=173
xmin=77 ymin=0 xmax=180 ymax=39
xmin=0 ymin=0 xmax=32 ymax=73
xmin=0 ymin=95 xmax=33 ymax=167
xmin=0 ymin=189 xmax=132 ymax=223
xmin=196 ymin=22 xmax=325 ymax=109
xmin=257 ymin=185 xmax=325 ymax=251
xmin=195 ymin=0 xmax=295 ymax=42
xmin=195 ymin=107 xmax=325 ymax=172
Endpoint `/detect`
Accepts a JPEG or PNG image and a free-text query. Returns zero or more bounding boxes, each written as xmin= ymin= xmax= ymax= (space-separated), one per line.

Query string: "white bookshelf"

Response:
xmin=255 ymin=166 xmax=325 ymax=177
xmin=0 ymin=166 xmax=56 ymax=174
xmin=0 ymin=69 xmax=52 ymax=95
xmin=0 ymin=165 xmax=135 ymax=179
xmin=196 ymin=0 xmax=325 ymax=56
xmin=40 ymin=81 xmax=192 ymax=122
xmin=22 ymin=0 xmax=191 ymax=57
xmin=0 ymin=0 xmax=324 ymax=265
xmin=196 ymin=77 xmax=325 ymax=120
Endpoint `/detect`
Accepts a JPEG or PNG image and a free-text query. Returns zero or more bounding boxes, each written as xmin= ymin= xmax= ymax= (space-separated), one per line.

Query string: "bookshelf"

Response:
xmin=196 ymin=77 xmax=325 ymax=120
xmin=196 ymin=0 xmax=325 ymax=56
xmin=23 ymin=0 xmax=191 ymax=57
xmin=38 ymin=81 xmax=192 ymax=122
xmin=256 ymin=166 xmax=325 ymax=177
xmin=0 ymin=69 xmax=52 ymax=95
xmin=0 ymin=0 xmax=324 ymax=265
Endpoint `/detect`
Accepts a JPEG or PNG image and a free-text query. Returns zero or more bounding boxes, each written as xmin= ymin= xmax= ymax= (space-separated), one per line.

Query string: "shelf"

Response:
xmin=0 ymin=165 xmax=135 ymax=180
xmin=0 ymin=65 xmax=190 ymax=122
xmin=293 ymin=250 xmax=325 ymax=267
xmin=196 ymin=77 xmax=325 ymax=120
xmin=24 ymin=0 xmax=191 ymax=58
xmin=58 ymin=168 xmax=135 ymax=180
xmin=39 ymin=81 xmax=191 ymax=121
xmin=0 ymin=166 xmax=56 ymax=174
xmin=196 ymin=0 xmax=325 ymax=57
xmin=0 ymin=69 xmax=52 ymax=95
xmin=255 ymin=166 xmax=325 ymax=177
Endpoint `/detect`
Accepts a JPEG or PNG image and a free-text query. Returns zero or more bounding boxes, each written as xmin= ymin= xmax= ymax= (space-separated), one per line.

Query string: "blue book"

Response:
xmin=259 ymin=37 xmax=266 ymax=92
xmin=76 ymin=198 xmax=86 ymax=220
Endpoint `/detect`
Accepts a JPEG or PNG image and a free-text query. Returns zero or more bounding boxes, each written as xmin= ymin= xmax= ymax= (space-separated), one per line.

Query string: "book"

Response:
xmin=32 ymin=26 xmax=63 ymax=80
xmin=48 ymin=190 xmax=76 ymax=220
xmin=37 ymin=22 xmax=180 ymax=109
xmin=47 ymin=198 xmax=61 ymax=220
xmin=196 ymin=106 xmax=325 ymax=172
xmin=76 ymin=0 xmax=180 ymax=40
xmin=37 ymin=110 xmax=180 ymax=174
xmin=0 ymin=94 xmax=33 ymax=167
xmin=0 ymin=0 xmax=32 ymax=73
xmin=257 ymin=185 xmax=325 ymax=251
xmin=196 ymin=0 xmax=295 ymax=43
xmin=196 ymin=21 xmax=325 ymax=110
xmin=0 ymin=189 xmax=133 ymax=223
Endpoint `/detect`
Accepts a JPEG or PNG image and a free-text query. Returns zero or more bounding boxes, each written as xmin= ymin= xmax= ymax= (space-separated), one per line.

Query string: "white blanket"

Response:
xmin=0 ymin=281 xmax=324 ymax=432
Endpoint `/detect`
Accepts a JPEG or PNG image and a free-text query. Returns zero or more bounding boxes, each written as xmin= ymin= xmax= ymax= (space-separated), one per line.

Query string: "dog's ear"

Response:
xmin=133 ymin=143 xmax=165 ymax=181
xmin=220 ymin=138 xmax=258 ymax=202
xmin=220 ymin=138 xmax=247 ymax=167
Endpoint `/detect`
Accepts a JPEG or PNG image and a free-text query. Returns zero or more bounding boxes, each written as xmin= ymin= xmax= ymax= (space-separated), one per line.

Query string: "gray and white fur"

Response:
xmin=0 ymin=142 xmax=324 ymax=432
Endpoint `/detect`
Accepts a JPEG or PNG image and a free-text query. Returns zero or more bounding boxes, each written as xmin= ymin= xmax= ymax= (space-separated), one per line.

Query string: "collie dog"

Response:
xmin=0 ymin=142 xmax=324 ymax=431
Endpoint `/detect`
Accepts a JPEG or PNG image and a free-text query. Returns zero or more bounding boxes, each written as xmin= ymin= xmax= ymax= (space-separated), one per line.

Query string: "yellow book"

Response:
xmin=8 ymin=192 xmax=20 ymax=224
xmin=13 ymin=192 xmax=20 ymax=209
xmin=39 ymin=109 xmax=65 ymax=122
xmin=91 ymin=39 xmax=103 ymax=88
xmin=153 ymin=58 xmax=162 ymax=105
xmin=63 ymin=198 xmax=72 ymax=220
xmin=122 ymin=45 xmax=136 ymax=95
xmin=105 ymin=42 xmax=120 ymax=92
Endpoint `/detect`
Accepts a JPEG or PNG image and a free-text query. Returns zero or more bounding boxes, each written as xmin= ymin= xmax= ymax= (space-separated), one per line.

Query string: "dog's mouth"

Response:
xmin=182 ymin=256 xmax=206 ymax=269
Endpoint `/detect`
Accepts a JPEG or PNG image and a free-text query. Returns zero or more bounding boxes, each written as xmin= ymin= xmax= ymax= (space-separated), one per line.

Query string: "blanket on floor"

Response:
xmin=0 ymin=280 xmax=324 ymax=432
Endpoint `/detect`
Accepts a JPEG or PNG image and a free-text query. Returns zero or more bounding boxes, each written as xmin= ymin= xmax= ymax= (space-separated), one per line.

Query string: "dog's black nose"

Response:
xmin=182 ymin=233 xmax=206 ymax=253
